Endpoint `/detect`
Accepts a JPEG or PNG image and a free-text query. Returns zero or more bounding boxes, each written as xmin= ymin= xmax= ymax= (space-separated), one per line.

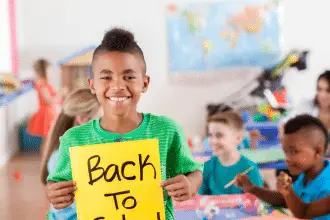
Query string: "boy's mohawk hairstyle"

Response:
xmin=92 ymin=27 xmax=146 ymax=73
xmin=284 ymin=114 xmax=328 ymax=150
xmin=101 ymin=28 xmax=136 ymax=51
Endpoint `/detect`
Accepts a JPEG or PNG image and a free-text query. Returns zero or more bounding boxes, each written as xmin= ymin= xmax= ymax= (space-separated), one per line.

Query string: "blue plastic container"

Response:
xmin=19 ymin=120 xmax=42 ymax=151
xmin=245 ymin=122 xmax=280 ymax=148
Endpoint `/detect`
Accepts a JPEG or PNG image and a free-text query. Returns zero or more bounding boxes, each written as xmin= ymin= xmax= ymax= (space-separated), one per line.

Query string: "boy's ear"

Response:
xmin=315 ymin=144 xmax=325 ymax=158
xmin=88 ymin=78 xmax=96 ymax=94
xmin=142 ymin=75 xmax=150 ymax=93
xmin=236 ymin=131 xmax=244 ymax=144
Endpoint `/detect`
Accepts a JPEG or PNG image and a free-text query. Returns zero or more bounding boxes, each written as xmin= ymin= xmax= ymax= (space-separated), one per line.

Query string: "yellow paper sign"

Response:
xmin=69 ymin=139 xmax=166 ymax=220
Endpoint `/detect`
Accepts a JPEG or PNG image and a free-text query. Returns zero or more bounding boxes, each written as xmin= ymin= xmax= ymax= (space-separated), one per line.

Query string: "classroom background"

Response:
xmin=1 ymin=0 xmax=329 ymax=219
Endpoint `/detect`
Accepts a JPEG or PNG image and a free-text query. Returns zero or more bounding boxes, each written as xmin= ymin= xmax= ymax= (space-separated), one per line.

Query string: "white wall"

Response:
xmin=15 ymin=0 xmax=330 ymax=137
xmin=0 ymin=0 xmax=11 ymax=73
xmin=0 ymin=90 xmax=37 ymax=167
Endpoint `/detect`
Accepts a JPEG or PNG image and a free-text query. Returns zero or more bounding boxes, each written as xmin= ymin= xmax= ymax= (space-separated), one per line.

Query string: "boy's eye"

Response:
xmin=215 ymin=133 xmax=223 ymax=138
xmin=124 ymin=76 xmax=135 ymax=80
xmin=100 ymin=76 xmax=111 ymax=80
xmin=289 ymin=148 xmax=297 ymax=155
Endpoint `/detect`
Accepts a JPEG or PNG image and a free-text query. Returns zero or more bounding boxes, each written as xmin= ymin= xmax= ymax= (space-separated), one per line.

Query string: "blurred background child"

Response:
xmin=199 ymin=111 xmax=263 ymax=195
xmin=40 ymin=88 xmax=102 ymax=220
xmin=204 ymin=104 xmax=263 ymax=150
xmin=27 ymin=59 xmax=57 ymax=157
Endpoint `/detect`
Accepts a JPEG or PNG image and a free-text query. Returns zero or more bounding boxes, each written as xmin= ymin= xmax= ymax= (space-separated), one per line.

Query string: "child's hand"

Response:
xmin=234 ymin=174 xmax=255 ymax=192
xmin=160 ymin=175 xmax=193 ymax=202
xmin=277 ymin=172 xmax=293 ymax=196
xmin=47 ymin=181 xmax=77 ymax=209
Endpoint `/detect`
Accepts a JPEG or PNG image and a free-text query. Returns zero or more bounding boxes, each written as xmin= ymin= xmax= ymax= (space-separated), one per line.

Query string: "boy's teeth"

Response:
xmin=110 ymin=97 xmax=128 ymax=101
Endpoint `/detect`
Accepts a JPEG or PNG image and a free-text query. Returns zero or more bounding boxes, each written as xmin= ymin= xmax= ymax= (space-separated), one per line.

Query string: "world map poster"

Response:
xmin=166 ymin=0 xmax=282 ymax=75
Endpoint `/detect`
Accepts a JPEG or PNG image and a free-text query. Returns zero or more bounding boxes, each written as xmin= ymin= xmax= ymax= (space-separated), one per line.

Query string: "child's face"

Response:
xmin=316 ymin=78 xmax=330 ymax=108
xmin=208 ymin=122 xmax=243 ymax=156
xmin=282 ymin=132 xmax=322 ymax=176
xmin=89 ymin=52 xmax=149 ymax=117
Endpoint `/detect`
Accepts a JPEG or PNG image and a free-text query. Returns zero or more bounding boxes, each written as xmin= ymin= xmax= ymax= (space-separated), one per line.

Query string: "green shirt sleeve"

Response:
xmin=46 ymin=134 xmax=73 ymax=182
xmin=167 ymin=120 xmax=203 ymax=178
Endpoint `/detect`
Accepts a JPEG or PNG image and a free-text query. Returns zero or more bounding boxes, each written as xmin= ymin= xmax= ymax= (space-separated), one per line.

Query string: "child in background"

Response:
xmin=40 ymin=88 xmax=102 ymax=220
xmin=277 ymin=171 xmax=330 ymax=219
xmin=198 ymin=111 xmax=263 ymax=195
xmin=235 ymin=114 xmax=330 ymax=220
xmin=204 ymin=104 xmax=262 ymax=150
xmin=46 ymin=28 xmax=203 ymax=220
xmin=27 ymin=59 xmax=57 ymax=156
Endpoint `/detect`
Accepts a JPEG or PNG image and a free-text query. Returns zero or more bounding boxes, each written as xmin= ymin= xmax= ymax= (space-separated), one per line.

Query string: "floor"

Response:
xmin=0 ymin=151 xmax=49 ymax=220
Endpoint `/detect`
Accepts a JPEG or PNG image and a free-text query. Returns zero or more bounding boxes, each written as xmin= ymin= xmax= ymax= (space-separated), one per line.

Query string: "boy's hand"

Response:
xmin=234 ymin=174 xmax=255 ymax=192
xmin=277 ymin=172 xmax=293 ymax=196
xmin=160 ymin=175 xmax=193 ymax=202
xmin=47 ymin=181 xmax=77 ymax=209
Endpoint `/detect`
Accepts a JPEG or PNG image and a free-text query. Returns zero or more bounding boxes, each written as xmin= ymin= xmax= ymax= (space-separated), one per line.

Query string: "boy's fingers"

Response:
xmin=234 ymin=176 xmax=240 ymax=185
xmin=168 ymin=189 xmax=187 ymax=197
xmin=50 ymin=186 xmax=77 ymax=198
xmin=49 ymin=181 xmax=76 ymax=190
xmin=241 ymin=174 xmax=249 ymax=182
xmin=236 ymin=174 xmax=242 ymax=180
xmin=279 ymin=172 xmax=288 ymax=179
xmin=163 ymin=182 xmax=184 ymax=191
xmin=284 ymin=177 xmax=292 ymax=186
xmin=160 ymin=176 xmax=182 ymax=188
xmin=53 ymin=200 xmax=74 ymax=209
xmin=173 ymin=195 xmax=189 ymax=202
xmin=51 ymin=194 xmax=74 ymax=204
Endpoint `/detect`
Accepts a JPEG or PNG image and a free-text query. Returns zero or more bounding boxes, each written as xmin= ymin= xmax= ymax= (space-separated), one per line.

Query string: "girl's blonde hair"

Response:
xmin=40 ymin=88 xmax=100 ymax=184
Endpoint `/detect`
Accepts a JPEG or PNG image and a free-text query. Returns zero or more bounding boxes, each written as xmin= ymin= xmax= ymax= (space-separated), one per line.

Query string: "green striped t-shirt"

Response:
xmin=47 ymin=113 xmax=203 ymax=220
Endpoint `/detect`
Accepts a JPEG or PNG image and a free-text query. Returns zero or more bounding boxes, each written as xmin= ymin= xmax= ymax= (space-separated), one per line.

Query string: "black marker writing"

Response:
xmin=87 ymin=154 xmax=156 ymax=185
xmin=88 ymin=155 xmax=104 ymax=185
xmin=139 ymin=154 xmax=156 ymax=180
xmin=104 ymin=190 xmax=137 ymax=210
xmin=93 ymin=212 xmax=162 ymax=220
xmin=104 ymin=164 xmax=121 ymax=182
xmin=121 ymin=161 xmax=136 ymax=180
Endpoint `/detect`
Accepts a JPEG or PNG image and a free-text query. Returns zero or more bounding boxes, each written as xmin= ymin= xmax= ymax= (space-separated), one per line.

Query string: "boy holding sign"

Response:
xmin=46 ymin=28 xmax=203 ymax=220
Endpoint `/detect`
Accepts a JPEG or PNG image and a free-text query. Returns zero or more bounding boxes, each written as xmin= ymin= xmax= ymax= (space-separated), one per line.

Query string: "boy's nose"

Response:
xmin=209 ymin=138 xmax=218 ymax=146
xmin=285 ymin=156 xmax=292 ymax=164
xmin=111 ymin=80 xmax=125 ymax=91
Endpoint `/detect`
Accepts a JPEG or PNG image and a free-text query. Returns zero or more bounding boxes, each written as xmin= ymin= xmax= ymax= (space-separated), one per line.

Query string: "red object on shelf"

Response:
xmin=273 ymin=89 xmax=288 ymax=105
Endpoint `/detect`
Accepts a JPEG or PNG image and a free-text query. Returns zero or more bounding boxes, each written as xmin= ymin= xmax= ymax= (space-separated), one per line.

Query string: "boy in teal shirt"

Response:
xmin=46 ymin=28 xmax=203 ymax=220
xmin=199 ymin=111 xmax=263 ymax=195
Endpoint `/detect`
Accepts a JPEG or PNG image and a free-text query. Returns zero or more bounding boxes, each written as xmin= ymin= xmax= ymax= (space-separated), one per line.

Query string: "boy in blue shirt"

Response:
xmin=198 ymin=111 xmax=263 ymax=195
xmin=236 ymin=114 xmax=330 ymax=220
